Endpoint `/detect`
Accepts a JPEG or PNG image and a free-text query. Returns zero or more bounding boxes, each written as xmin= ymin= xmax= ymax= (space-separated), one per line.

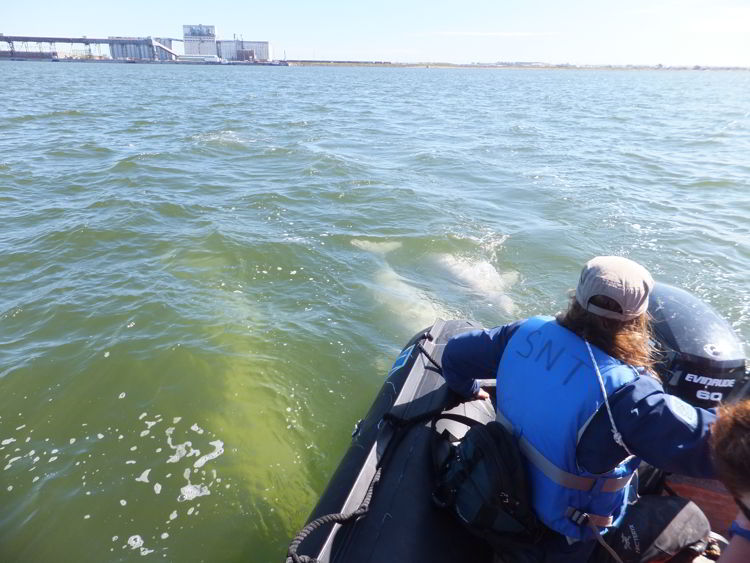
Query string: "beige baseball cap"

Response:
xmin=575 ymin=256 xmax=654 ymax=321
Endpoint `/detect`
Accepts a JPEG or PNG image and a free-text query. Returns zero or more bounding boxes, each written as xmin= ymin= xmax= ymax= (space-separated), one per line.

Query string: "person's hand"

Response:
xmin=474 ymin=388 xmax=490 ymax=400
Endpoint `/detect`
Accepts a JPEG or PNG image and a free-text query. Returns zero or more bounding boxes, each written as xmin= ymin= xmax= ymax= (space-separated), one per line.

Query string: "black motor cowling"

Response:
xmin=648 ymin=282 xmax=748 ymax=409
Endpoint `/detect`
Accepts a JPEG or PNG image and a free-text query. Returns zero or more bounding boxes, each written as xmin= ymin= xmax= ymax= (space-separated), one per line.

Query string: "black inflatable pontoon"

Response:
xmin=287 ymin=284 xmax=748 ymax=563
xmin=287 ymin=319 xmax=496 ymax=563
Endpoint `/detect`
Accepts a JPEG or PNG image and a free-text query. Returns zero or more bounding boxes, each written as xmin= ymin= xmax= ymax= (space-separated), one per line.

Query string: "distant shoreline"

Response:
xmin=285 ymin=60 xmax=750 ymax=71
xmin=2 ymin=57 xmax=748 ymax=71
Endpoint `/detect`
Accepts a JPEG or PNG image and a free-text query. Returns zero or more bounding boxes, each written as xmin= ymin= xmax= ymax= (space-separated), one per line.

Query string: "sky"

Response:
xmin=2 ymin=0 xmax=749 ymax=66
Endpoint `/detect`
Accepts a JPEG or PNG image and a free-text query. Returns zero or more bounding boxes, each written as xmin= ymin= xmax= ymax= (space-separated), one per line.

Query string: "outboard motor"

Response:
xmin=648 ymin=282 xmax=748 ymax=409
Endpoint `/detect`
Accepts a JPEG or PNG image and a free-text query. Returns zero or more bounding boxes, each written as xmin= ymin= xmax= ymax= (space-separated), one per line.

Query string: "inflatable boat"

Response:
xmin=286 ymin=283 xmax=749 ymax=563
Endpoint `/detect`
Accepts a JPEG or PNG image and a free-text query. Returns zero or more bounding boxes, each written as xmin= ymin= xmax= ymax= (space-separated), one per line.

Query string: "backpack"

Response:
xmin=589 ymin=495 xmax=713 ymax=563
xmin=431 ymin=414 xmax=547 ymax=552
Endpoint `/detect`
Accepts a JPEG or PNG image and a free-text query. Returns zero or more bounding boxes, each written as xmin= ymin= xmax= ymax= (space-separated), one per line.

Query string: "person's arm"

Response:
xmin=577 ymin=375 xmax=717 ymax=476
xmin=613 ymin=375 xmax=717 ymax=477
xmin=441 ymin=321 xmax=523 ymax=398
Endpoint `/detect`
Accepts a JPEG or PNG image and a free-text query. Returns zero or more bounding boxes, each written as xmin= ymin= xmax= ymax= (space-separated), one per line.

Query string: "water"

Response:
xmin=1 ymin=61 xmax=749 ymax=562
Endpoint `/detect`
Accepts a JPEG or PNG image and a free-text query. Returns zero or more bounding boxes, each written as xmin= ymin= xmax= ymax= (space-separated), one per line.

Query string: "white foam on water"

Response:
xmin=118 ymin=393 xmax=126 ymax=399
xmin=166 ymin=442 xmax=197 ymax=463
xmin=2 ymin=438 xmax=16 ymax=446
xmin=169 ymin=510 xmax=178 ymax=520
xmin=187 ymin=507 xmax=195 ymax=515
xmin=351 ymin=239 xmax=402 ymax=255
xmin=120 ymin=499 xmax=127 ymax=506
xmin=48 ymin=456 xmax=58 ymax=462
xmin=69 ymin=438 xmax=76 ymax=445
xmin=172 ymin=417 xmax=181 ymax=424
xmin=177 ymin=467 xmax=212 ymax=502
xmin=127 ymin=535 xmax=144 ymax=549
xmin=140 ymin=430 xmax=150 ymax=437
xmin=97 ymin=434 xmax=104 ymax=439
xmin=434 ymin=254 xmax=518 ymax=314
xmin=135 ymin=469 xmax=151 ymax=483
xmin=154 ymin=483 xmax=162 ymax=494
xmin=83 ymin=513 xmax=89 ymax=519
xmin=4 ymin=456 xmax=21 ymax=470
xmin=165 ymin=427 xmax=200 ymax=463
xmin=190 ymin=424 xmax=204 ymax=434
xmin=193 ymin=440 xmax=224 ymax=469
xmin=160 ymin=532 xmax=169 ymax=539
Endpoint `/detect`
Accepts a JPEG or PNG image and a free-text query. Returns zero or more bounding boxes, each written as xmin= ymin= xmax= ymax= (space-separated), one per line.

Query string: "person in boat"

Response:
xmin=712 ymin=399 xmax=750 ymax=563
xmin=441 ymin=256 xmax=717 ymax=562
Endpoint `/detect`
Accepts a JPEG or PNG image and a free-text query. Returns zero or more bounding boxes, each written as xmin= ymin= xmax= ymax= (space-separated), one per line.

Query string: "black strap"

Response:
xmin=416 ymin=341 xmax=443 ymax=374
xmin=380 ymin=405 xmax=455 ymax=470
xmin=430 ymin=412 xmax=482 ymax=430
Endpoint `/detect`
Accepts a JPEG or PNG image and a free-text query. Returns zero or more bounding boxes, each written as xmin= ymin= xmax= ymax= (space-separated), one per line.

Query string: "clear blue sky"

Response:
xmin=2 ymin=0 xmax=749 ymax=65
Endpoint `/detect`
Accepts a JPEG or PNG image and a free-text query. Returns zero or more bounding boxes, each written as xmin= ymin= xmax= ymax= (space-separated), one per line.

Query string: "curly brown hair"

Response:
xmin=712 ymin=400 xmax=750 ymax=497
xmin=556 ymin=293 xmax=656 ymax=375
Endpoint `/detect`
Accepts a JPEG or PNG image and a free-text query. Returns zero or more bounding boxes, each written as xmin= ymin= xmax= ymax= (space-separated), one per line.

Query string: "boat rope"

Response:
xmin=285 ymin=466 xmax=382 ymax=563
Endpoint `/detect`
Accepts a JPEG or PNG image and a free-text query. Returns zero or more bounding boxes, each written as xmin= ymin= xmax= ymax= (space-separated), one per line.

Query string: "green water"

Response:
xmin=1 ymin=62 xmax=749 ymax=562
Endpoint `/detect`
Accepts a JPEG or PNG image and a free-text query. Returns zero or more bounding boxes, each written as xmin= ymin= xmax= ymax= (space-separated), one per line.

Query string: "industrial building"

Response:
xmin=108 ymin=37 xmax=175 ymax=61
xmin=108 ymin=38 xmax=151 ymax=60
xmin=217 ymin=40 xmax=270 ymax=62
xmin=108 ymin=37 xmax=176 ymax=60
xmin=183 ymin=25 xmax=217 ymax=57
xmin=182 ymin=25 xmax=270 ymax=62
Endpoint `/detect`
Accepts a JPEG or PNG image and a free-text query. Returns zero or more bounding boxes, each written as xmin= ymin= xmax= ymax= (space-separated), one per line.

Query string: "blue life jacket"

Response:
xmin=496 ymin=316 xmax=641 ymax=540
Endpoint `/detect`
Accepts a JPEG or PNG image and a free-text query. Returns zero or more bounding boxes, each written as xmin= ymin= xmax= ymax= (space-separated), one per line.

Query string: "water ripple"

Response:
xmin=1 ymin=62 xmax=749 ymax=562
